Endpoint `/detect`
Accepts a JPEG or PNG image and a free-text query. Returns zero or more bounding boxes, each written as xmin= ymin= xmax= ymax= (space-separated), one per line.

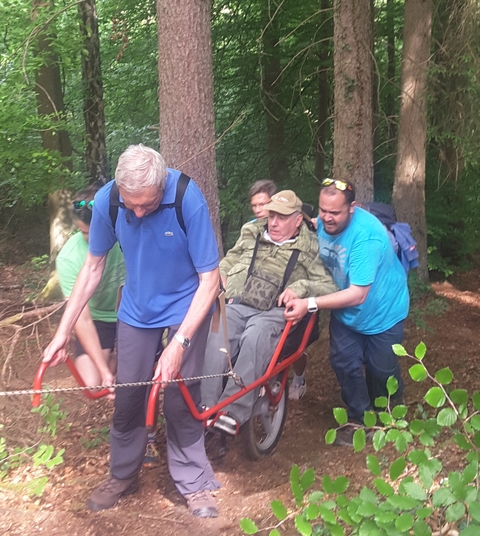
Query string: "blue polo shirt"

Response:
xmin=89 ymin=169 xmax=219 ymax=328
xmin=317 ymin=207 xmax=409 ymax=334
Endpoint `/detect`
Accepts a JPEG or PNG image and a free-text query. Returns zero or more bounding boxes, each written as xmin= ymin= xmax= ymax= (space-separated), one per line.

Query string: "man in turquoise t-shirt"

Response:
xmin=56 ymin=187 xmax=125 ymax=390
xmin=285 ymin=178 xmax=409 ymax=446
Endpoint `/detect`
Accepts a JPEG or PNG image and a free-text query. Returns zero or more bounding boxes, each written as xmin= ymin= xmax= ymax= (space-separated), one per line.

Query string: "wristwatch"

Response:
xmin=173 ymin=333 xmax=191 ymax=349
xmin=307 ymin=297 xmax=318 ymax=313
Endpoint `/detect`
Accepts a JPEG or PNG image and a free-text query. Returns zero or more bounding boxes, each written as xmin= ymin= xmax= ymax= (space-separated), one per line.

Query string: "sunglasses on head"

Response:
xmin=73 ymin=199 xmax=94 ymax=211
xmin=321 ymin=178 xmax=353 ymax=192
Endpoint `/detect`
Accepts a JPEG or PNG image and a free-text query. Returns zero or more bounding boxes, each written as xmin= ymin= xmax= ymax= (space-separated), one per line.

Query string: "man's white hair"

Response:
xmin=115 ymin=144 xmax=167 ymax=194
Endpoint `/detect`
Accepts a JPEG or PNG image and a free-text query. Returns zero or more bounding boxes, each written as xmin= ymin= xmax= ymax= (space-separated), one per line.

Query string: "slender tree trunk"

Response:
xmin=78 ymin=0 xmax=109 ymax=184
xmin=393 ymin=0 xmax=432 ymax=282
xmin=332 ymin=0 xmax=374 ymax=203
xmin=157 ymin=0 xmax=222 ymax=253
xmin=261 ymin=1 xmax=288 ymax=186
xmin=385 ymin=0 xmax=397 ymax=140
xmin=32 ymin=0 xmax=75 ymax=275
xmin=314 ymin=0 xmax=332 ymax=183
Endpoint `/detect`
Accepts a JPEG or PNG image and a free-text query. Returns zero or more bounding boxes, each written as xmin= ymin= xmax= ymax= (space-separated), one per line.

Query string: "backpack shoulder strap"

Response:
xmin=109 ymin=182 xmax=125 ymax=229
xmin=173 ymin=173 xmax=191 ymax=234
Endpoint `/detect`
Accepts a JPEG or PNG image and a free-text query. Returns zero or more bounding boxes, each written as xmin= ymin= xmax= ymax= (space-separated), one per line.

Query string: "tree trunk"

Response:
xmin=33 ymin=1 xmax=76 ymax=273
xmin=393 ymin=0 xmax=432 ymax=282
xmin=78 ymin=0 xmax=109 ymax=184
xmin=157 ymin=0 xmax=222 ymax=253
xmin=261 ymin=1 xmax=289 ymax=186
xmin=332 ymin=0 xmax=374 ymax=203
xmin=314 ymin=0 xmax=332 ymax=183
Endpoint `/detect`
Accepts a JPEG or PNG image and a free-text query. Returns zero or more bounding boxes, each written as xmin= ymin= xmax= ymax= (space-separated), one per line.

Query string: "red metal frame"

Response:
xmin=33 ymin=314 xmax=318 ymax=433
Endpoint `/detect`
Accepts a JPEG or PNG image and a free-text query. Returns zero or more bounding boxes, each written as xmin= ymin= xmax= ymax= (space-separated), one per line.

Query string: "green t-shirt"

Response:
xmin=56 ymin=232 xmax=126 ymax=322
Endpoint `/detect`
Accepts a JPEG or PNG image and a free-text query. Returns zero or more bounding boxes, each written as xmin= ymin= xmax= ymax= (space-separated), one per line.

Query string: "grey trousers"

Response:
xmin=201 ymin=304 xmax=286 ymax=425
xmin=110 ymin=317 xmax=220 ymax=496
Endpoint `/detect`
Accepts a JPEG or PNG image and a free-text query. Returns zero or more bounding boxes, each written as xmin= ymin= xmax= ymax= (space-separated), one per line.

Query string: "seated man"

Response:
xmin=201 ymin=190 xmax=337 ymax=434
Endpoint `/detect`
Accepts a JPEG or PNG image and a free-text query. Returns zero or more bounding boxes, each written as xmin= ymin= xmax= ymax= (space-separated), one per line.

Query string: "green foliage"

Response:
xmin=240 ymin=342 xmax=480 ymax=535
xmin=31 ymin=394 xmax=68 ymax=437
xmin=80 ymin=427 xmax=110 ymax=450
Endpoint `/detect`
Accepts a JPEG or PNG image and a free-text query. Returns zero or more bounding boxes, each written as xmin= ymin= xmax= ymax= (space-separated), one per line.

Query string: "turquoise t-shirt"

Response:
xmin=317 ymin=207 xmax=409 ymax=334
xmin=56 ymin=232 xmax=126 ymax=323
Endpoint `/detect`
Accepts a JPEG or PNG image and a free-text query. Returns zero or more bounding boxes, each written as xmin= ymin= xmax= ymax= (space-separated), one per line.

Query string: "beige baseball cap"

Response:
xmin=263 ymin=190 xmax=303 ymax=215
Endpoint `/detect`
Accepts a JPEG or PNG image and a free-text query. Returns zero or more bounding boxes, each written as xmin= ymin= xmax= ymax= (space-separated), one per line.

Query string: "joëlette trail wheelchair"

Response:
xmin=33 ymin=312 xmax=319 ymax=461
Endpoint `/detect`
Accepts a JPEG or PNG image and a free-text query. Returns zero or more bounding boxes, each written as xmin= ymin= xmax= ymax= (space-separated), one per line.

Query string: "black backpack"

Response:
xmin=108 ymin=172 xmax=191 ymax=233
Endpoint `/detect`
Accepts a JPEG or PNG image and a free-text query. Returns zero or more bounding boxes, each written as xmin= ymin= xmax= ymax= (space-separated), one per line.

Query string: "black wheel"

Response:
xmin=241 ymin=378 xmax=288 ymax=460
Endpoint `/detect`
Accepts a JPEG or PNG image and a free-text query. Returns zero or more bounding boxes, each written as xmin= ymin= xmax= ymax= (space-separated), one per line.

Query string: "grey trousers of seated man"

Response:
xmin=201 ymin=304 xmax=286 ymax=426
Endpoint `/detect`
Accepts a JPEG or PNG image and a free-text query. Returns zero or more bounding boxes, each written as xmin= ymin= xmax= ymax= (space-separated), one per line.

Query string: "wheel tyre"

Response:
xmin=241 ymin=380 xmax=288 ymax=461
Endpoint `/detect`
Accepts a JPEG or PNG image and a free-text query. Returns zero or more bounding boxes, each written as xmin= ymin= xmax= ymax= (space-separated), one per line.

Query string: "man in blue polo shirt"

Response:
xmin=284 ymin=178 xmax=409 ymax=446
xmin=43 ymin=144 xmax=221 ymax=517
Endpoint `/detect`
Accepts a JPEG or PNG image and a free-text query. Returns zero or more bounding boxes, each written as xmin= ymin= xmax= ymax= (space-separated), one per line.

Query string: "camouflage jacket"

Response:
xmin=220 ymin=219 xmax=337 ymax=300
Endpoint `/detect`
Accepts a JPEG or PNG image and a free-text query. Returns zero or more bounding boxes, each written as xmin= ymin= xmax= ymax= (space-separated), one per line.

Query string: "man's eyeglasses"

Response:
xmin=321 ymin=178 xmax=353 ymax=192
xmin=73 ymin=199 xmax=94 ymax=211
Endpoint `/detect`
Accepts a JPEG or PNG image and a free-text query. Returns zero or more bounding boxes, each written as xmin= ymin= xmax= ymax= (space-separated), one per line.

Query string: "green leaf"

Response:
xmin=269 ymin=530 xmax=281 ymax=536
xmin=450 ymin=389 xmax=468 ymax=405
xmin=413 ymin=519 xmax=432 ymax=536
xmin=409 ymin=363 xmax=427 ymax=382
xmin=332 ymin=476 xmax=349 ymax=494
xmin=454 ymin=433 xmax=471 ymax=451
xmin=239 ymin=518 xmax=258 ymax=534
xmin=462 ymin=460 xmax=478 ymax=484
xmin=373 ymin=478 xmax=394 ymax=497
xmin=474 ymin=431 xmax=480 ymax=449
xmin=468 ymin=501 xmax=480 ymax=523
xmin=416 ymin=507 xmax=433 ymax=519
xmin=389 ymin=457 xmax=406 ymax=481
xmin=323 ymin=475 xmax=335 ymax=495
xmin=424 ymin=387 xmax=446 ymax=408
xmin=445 ymin=501 xmax=466 ymax=522
xmin=270 ymin=500 xmax=287 ymax=520
xmin=410 ymin=420 xmax=424 ymax=434
xmin=472 ymin=392 xmax=480 ymax=411
xmin=305 ymin=503 xmax=320 ymax=521
xmin=392 ymin=405 xmax=408 ymax=419
xmin=408 ymin=449 xmax=428 ymax=465
xmin=290 ymin=464 xmax=300 ymax=484
xmin=435 ymin=367 xmax=453 ymax=385
xmin=356 ymin=501 xmax=377 ymax=517
xmin=372 ymin=430 xmax=386 ymax=451
xmin=432 ymin=488 xmax=456 ymax=507
xmin=460 ymin=525 xmax=480 ymax=536
xmin=353 ymin=428 xmax=367 ymax=452
xmin=470 ymin=415 xmax=480 ymax=431
xmin=402 ymin=481 xmax=428 ymax=501
xmin=374 ymin=396 xmax=388 ymax=409
xmin=437 ymin=408 xmax=458 ymax=427
xmin=378 ymin=412 xmax=394 ymax=426
xmin=395 ymin=433 xmax=408 ymax=453
xmin=325 ymin=429 xmax=336 ymax=444
xmin=386 ymin=429 xmax=401 ymax=442
xmin=366 ymin=455 xmax=381 ymax=476
xmin=300 ymin=468 xmax=315 ymax=491
xmin=335 ymin=494 xmax=350 ymax=507
xmin=386 ymin=377 xmax=399 ymax=396
xmin=319 ymin=504 xmax=337 ymax=524
xmin=333 ymin=407 xmax=348 ymax=426
xmin=291 ymin=481 xmax=303 ymax=507
xmin=294 ymin=515 xmax=312 ymax=536
xmin=325 ymin=522 xmax=345 ymax=536
xmin=364 ymin=411 xmax=377 ymax=428
xmin=387 ymin=494 xmax=421 ymax=510
xmin=308 ymin=491 xmax=325 ymax=503
xmin=414 ymin=342 xmax=427 ymax=360
xmin=393 ymin=344 xmax=407 ymax=356
xmin=395 ymin=513 xmax=414 ymax=531
xmin=359 ymin=487 xmax=379 ymax=504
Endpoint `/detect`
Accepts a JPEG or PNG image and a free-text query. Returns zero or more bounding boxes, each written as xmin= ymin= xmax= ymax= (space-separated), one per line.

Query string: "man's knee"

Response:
xmin=113 ymin=386 xmax=147 ymax=433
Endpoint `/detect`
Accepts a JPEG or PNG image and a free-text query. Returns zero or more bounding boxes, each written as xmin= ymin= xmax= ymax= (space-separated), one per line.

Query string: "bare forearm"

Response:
xmin=74 ymin=307 xmax=111 ymax=377
xmin=312 ymin=285 xmax=370 ymax=310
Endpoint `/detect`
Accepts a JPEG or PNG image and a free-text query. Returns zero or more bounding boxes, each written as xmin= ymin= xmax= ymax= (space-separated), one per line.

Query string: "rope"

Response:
xmin=0 ymin=371 xmax=239 ymax=397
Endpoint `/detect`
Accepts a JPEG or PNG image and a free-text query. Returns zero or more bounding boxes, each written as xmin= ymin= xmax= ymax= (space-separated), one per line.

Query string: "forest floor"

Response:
xmin=1 ymin=244 xmax=480 ymax=535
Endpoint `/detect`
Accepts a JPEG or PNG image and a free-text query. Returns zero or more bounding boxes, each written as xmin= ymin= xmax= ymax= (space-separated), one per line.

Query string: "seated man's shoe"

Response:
xmin=143 ymin=440 xmax=160 ymax=468
xmin=87 ymin=475 xmax=139 ymax=511
xmin=333 ymin=423 xmax=373 ymax=447
xmin=184 ymin=489 xmax=218 ymax=518
xmin=289 ymin=380 xmax=307 ymax=400
xmin=212 ymin=413 xmax=239 ymax=436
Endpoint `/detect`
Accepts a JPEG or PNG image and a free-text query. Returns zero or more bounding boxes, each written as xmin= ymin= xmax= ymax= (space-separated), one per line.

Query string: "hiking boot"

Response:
xmin=143 ymin=440 xmax=160 ymax=468
xmin=289 ymin=380 xmax=307 ymax=400
xmin=212 ymin=413 xmax=239 ymax=436
xmin=184 ymin=489 xmax=218 ymax=518
xmin=333 ymin=423 xmax=373 ymax=447
xmin=87 ymin=475 xmax=139 ymax=511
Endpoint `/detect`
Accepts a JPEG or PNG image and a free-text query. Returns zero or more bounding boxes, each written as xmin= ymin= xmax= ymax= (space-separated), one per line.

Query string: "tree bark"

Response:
xmin=393 ymin=0 xmax=432 ymax=282
xmin=261 ymin=1 xmax=289 ymax=186
xmin=78 ymin=0 xmax=109 ymax=184
xmin=33 ymin=1 xmax=76 ymax=272
xmin=157 ymin=0 xmax=222 ymax=253
xmin=332 ymin=0 xmax=374 ymax=203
